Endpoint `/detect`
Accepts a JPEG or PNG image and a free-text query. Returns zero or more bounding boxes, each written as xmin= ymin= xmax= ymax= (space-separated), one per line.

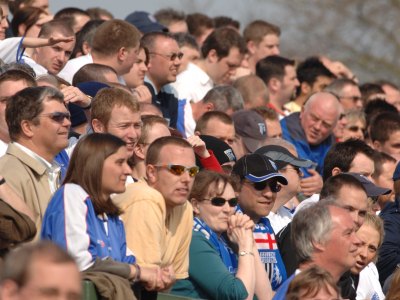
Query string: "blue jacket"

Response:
xmin=272 ymin=273 xmax=295 ymax=300
xmin=41 ymin=183 xmax=135 ymax=271
xmin=377 ymin=197 xmax=400 ymax=285
xmin=280 ymin=112 xmax=333 ymax=177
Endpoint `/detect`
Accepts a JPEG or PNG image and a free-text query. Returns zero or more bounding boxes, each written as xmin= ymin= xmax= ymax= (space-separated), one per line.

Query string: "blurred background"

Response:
xmin=51 ymin=0 xmax=400 ymax=84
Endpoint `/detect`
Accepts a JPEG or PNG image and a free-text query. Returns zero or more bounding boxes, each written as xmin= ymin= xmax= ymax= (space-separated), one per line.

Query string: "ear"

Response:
xmin=300 ymin=82 xmax=311 ymax=95
xmin=191 ymin=198 xmax=201 ymax=215
xmin=91 ymin=119 xmax=106 ymax=133
xmin=134 ymin=143 xmax=145 ymax=160
xmin=82 ymin=41 xmax=91 ymax=55
xmin=205 ymin=102 xmax=214 ymax=112
xmin=146 ymin=164 xmax=157 ymax=184
xmin=312 ymin=240 xmax=325 ymax=252
xmin=0 ymin=279 xmax=20 ymax=299
xmin=207 ymin=49 xmax=218 ymax=64
xmin=194 ymin=131 xmax=201 ymax=136
xmin=247 ymin=40 xmax=256 ymax=55
xmin=117 ymin=47 xmax=127 ymax=62
xmin=372 ymin=140 xmax=382 ymax=152
xmin=331 ymin=167 xmax=342 ymax=177
xmin=268 ymin=77 xmax=281 ymax=93
xmin=21 ymin=120 xmax=35 ymax=138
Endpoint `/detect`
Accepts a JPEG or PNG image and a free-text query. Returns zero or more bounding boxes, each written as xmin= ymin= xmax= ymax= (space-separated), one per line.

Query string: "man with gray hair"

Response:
xmin=324 ymin=78 xmax=362 ymax=112
xmin=273 ymin=201 xmax=360 ymax=300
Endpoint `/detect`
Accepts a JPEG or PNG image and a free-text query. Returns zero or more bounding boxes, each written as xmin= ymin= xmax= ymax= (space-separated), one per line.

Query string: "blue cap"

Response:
xmin=125 ymin=11 xmax=168 ymax=34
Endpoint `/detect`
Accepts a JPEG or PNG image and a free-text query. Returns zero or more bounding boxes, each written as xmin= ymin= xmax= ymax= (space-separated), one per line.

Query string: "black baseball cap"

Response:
xmin=232 ymin=153 xmax=288 ymax=184
xmin=255 ymin=145 xmax=316 ymax=169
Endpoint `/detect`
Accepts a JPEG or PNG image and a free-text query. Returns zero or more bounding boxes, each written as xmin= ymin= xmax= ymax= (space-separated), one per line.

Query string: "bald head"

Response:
xmin=301 ymin=92 xmax=341 ymax=145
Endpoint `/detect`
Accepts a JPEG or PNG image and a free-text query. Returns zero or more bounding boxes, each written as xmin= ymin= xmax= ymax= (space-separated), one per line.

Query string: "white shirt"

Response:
xmin=293 ymin=193 xmax=320 ymax=215
xmin=268 ymin=206 xmax=294 ymax=234
xmin=171 ymin=62 xmax=214 ymax=137
xmin=0 ymin=139 xmax=8 ymax=157
xmin=58 ymin=53 xmax=93 ymax=84
xmin=13 ymin=142 xmax=60 ymax=194
xmin=357 ymin=262 xmax=385 ymax=300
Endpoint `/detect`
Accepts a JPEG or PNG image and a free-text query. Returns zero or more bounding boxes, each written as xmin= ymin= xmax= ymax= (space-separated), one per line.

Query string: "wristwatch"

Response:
xmin=239 ymin=250 xmax=254 ymax=256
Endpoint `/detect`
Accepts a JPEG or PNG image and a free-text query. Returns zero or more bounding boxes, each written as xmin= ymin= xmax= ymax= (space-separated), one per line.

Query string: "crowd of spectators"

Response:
xmin=1 ymin=1 xmax=400 ymax=300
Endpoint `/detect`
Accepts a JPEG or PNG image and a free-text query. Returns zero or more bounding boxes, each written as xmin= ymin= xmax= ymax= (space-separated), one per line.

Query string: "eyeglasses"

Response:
xmin=154 ymin=164 xmax=199 ymax=177
xmin=245 ymin=180 xmax=281 ymax=193
xmin=203 ymin=197 xmax=238 ymax=207
xmin=149 ymin=52 xmax=184 ymax=61
xmin=38 ymin=112 xmax=71 ymax=123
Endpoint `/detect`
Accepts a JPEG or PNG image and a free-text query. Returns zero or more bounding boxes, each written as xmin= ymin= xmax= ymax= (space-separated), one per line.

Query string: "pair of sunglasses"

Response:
xmin=247 ymin=180 xmax=281 ymax=193
xmin=39 ymin=112 xmax=71 ymax=123
xmin=204 ymin=197 xmax=238 ymax=207
xmin=155 ymin=164 xmax=199 ymax=177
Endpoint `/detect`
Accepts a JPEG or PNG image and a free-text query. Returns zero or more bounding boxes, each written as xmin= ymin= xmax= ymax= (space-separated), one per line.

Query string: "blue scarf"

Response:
xmin=193 ymin=217 xmax=238 ymax=274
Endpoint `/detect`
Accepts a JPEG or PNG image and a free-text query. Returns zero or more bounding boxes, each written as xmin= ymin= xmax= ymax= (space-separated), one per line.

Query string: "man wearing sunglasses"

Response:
xmin=141 ymin=32 xmax=182 ymax=129
xmin=113 ymin=136 xmax=198 ymax=298
xmin=0 ymin=86 xmax=71 ymax=239
xmin=232 ymin=153 xmax=288 ymax=291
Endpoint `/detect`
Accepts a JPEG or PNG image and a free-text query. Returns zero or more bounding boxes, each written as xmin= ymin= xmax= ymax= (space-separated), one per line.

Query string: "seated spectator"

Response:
xmin=372 ymin=151 xmax=396 ymax=210
xmin=232 ymin=153 xmax=288 ymax=291
xmin=232 ymin=110 xmax=267 ymax=159
xmin=171 ymin=170 xmax=272 ymax=299
xmin=41 ymin=133 xmax=167 ymax=296
xmin=352 ymin=213 xmax=385 ymax=300
xmin=360 ymin=82 xmax=386 ymax=104
xmin=253 ymin=107 xmax=283 ymax=139
xmin=72 ymin=63 xmax=118 ymax=86
xmin=123 ymin=43 xmax=152 ymax=103
xmin=213 ymin=15 xmax=240 ymax=31
xmin=53 ymin=7 xmax=91 ymax=33
xmin=70 ymin=20 xmax=104 ymax=59
xmin=324 ymin=78 xmax=362 ymax=112
xmin=186 ymin=13 xmax=214 ymax=47
xmin=0 ymin=241 xmax=81 ymax=300
xmin=376 ymin=80 xmax=400 ymax=112
xmin=255 ymin=143 xmax=314 ymax=233
xmin=113 ymin=136 xmax=198 ymax=298
xmin=233 ymin=74 xmax=269 ymax=109
xmin=281 ymin=91 xmax=341 ymax=179
xmin=370 ymin=112 xmax=400 ymax=161
xmin=285 ymin=266 xmax=340 ymax=300
xmin=385 ymin=267 xmax=400 ymax=300
xmin=154 ymin=8 xmax=187 ymax=33
xmin=273 ymin=201 xmax=360 ymax=300
xmin=172 ymin=32 xmax=200 ymax=74
xmin=195 ymin=111 xmax=236 ymax=148
xmin=86 ymin=7 xmax=113 ymax=21
xmin=377 ymin=161 xmax=400 ymax=285
xmin=338 ymin=109 xmax=366 ymax=142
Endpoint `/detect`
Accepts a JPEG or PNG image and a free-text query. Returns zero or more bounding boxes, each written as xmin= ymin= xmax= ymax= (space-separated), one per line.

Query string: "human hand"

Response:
xmin=61 ymin=85 xmax=91 ymax=108
xmin=186 ymin=135 xmax=210 ymax=158
xmin=133 ymin=85 xmax=152 ymax=103
xmin=48 ymin=35 xmax=75 ymax=45
xmin=300 ymin=169 xmax=323 ymax=196
xmin=227 ymin=213 xmax=254 ymax=249
xmin=160 ymin=265 xmax=176 ymax=290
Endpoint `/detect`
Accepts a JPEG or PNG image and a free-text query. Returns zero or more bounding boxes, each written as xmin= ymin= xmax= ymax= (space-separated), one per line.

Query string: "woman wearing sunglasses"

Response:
xmin=41 ymin=133 xmax=167 ymax=297
xmin=171 ymin=170 xmax=272 ymax=300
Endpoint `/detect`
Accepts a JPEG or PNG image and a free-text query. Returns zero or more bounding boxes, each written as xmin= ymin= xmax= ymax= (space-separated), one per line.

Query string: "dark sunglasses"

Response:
xmin=247 ymin=180 xmax=281 ymax=193
xmin=347 ymin=125 xmax=365 ymax=132
xmin=39 ymin=112 xmax=71 ymax=123
xmin=204 ymin=197 xmax=238 ymax=207
xmin=155 ymin=164 xmax=199 ymax=177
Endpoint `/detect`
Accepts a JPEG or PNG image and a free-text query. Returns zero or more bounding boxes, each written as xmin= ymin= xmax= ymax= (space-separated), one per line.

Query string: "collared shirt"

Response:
xmin=13 ymin=142 xmax=61 ymax=194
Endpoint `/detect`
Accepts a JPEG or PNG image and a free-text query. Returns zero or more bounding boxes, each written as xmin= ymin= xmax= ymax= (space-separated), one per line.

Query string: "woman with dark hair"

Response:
xmin=171 ymin=170 xmax=272 ymax=300
xmin=41 ymin=133 xmax=166 ymax=297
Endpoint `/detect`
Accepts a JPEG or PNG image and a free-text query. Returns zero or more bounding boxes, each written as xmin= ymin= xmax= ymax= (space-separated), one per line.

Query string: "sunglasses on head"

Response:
xmin=204 ymin=197 xmax=238 ymax=207
xmin=39 ymin=111 xmax=71 ymax=123
xmin=155 ymin=164 xmax=199 ymax=177
xmin=247 ymin=180 xmax=281 ymax=193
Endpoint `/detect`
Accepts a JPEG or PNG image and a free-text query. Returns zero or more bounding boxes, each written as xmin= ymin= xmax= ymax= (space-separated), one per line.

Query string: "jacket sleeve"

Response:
xmin=198 ymin=150 xmax=223 ymax=173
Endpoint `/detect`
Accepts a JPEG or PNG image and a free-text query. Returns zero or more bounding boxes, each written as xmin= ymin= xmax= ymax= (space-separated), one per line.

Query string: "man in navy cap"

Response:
xmin=232 ymin=153 xmax=288 ymax=291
